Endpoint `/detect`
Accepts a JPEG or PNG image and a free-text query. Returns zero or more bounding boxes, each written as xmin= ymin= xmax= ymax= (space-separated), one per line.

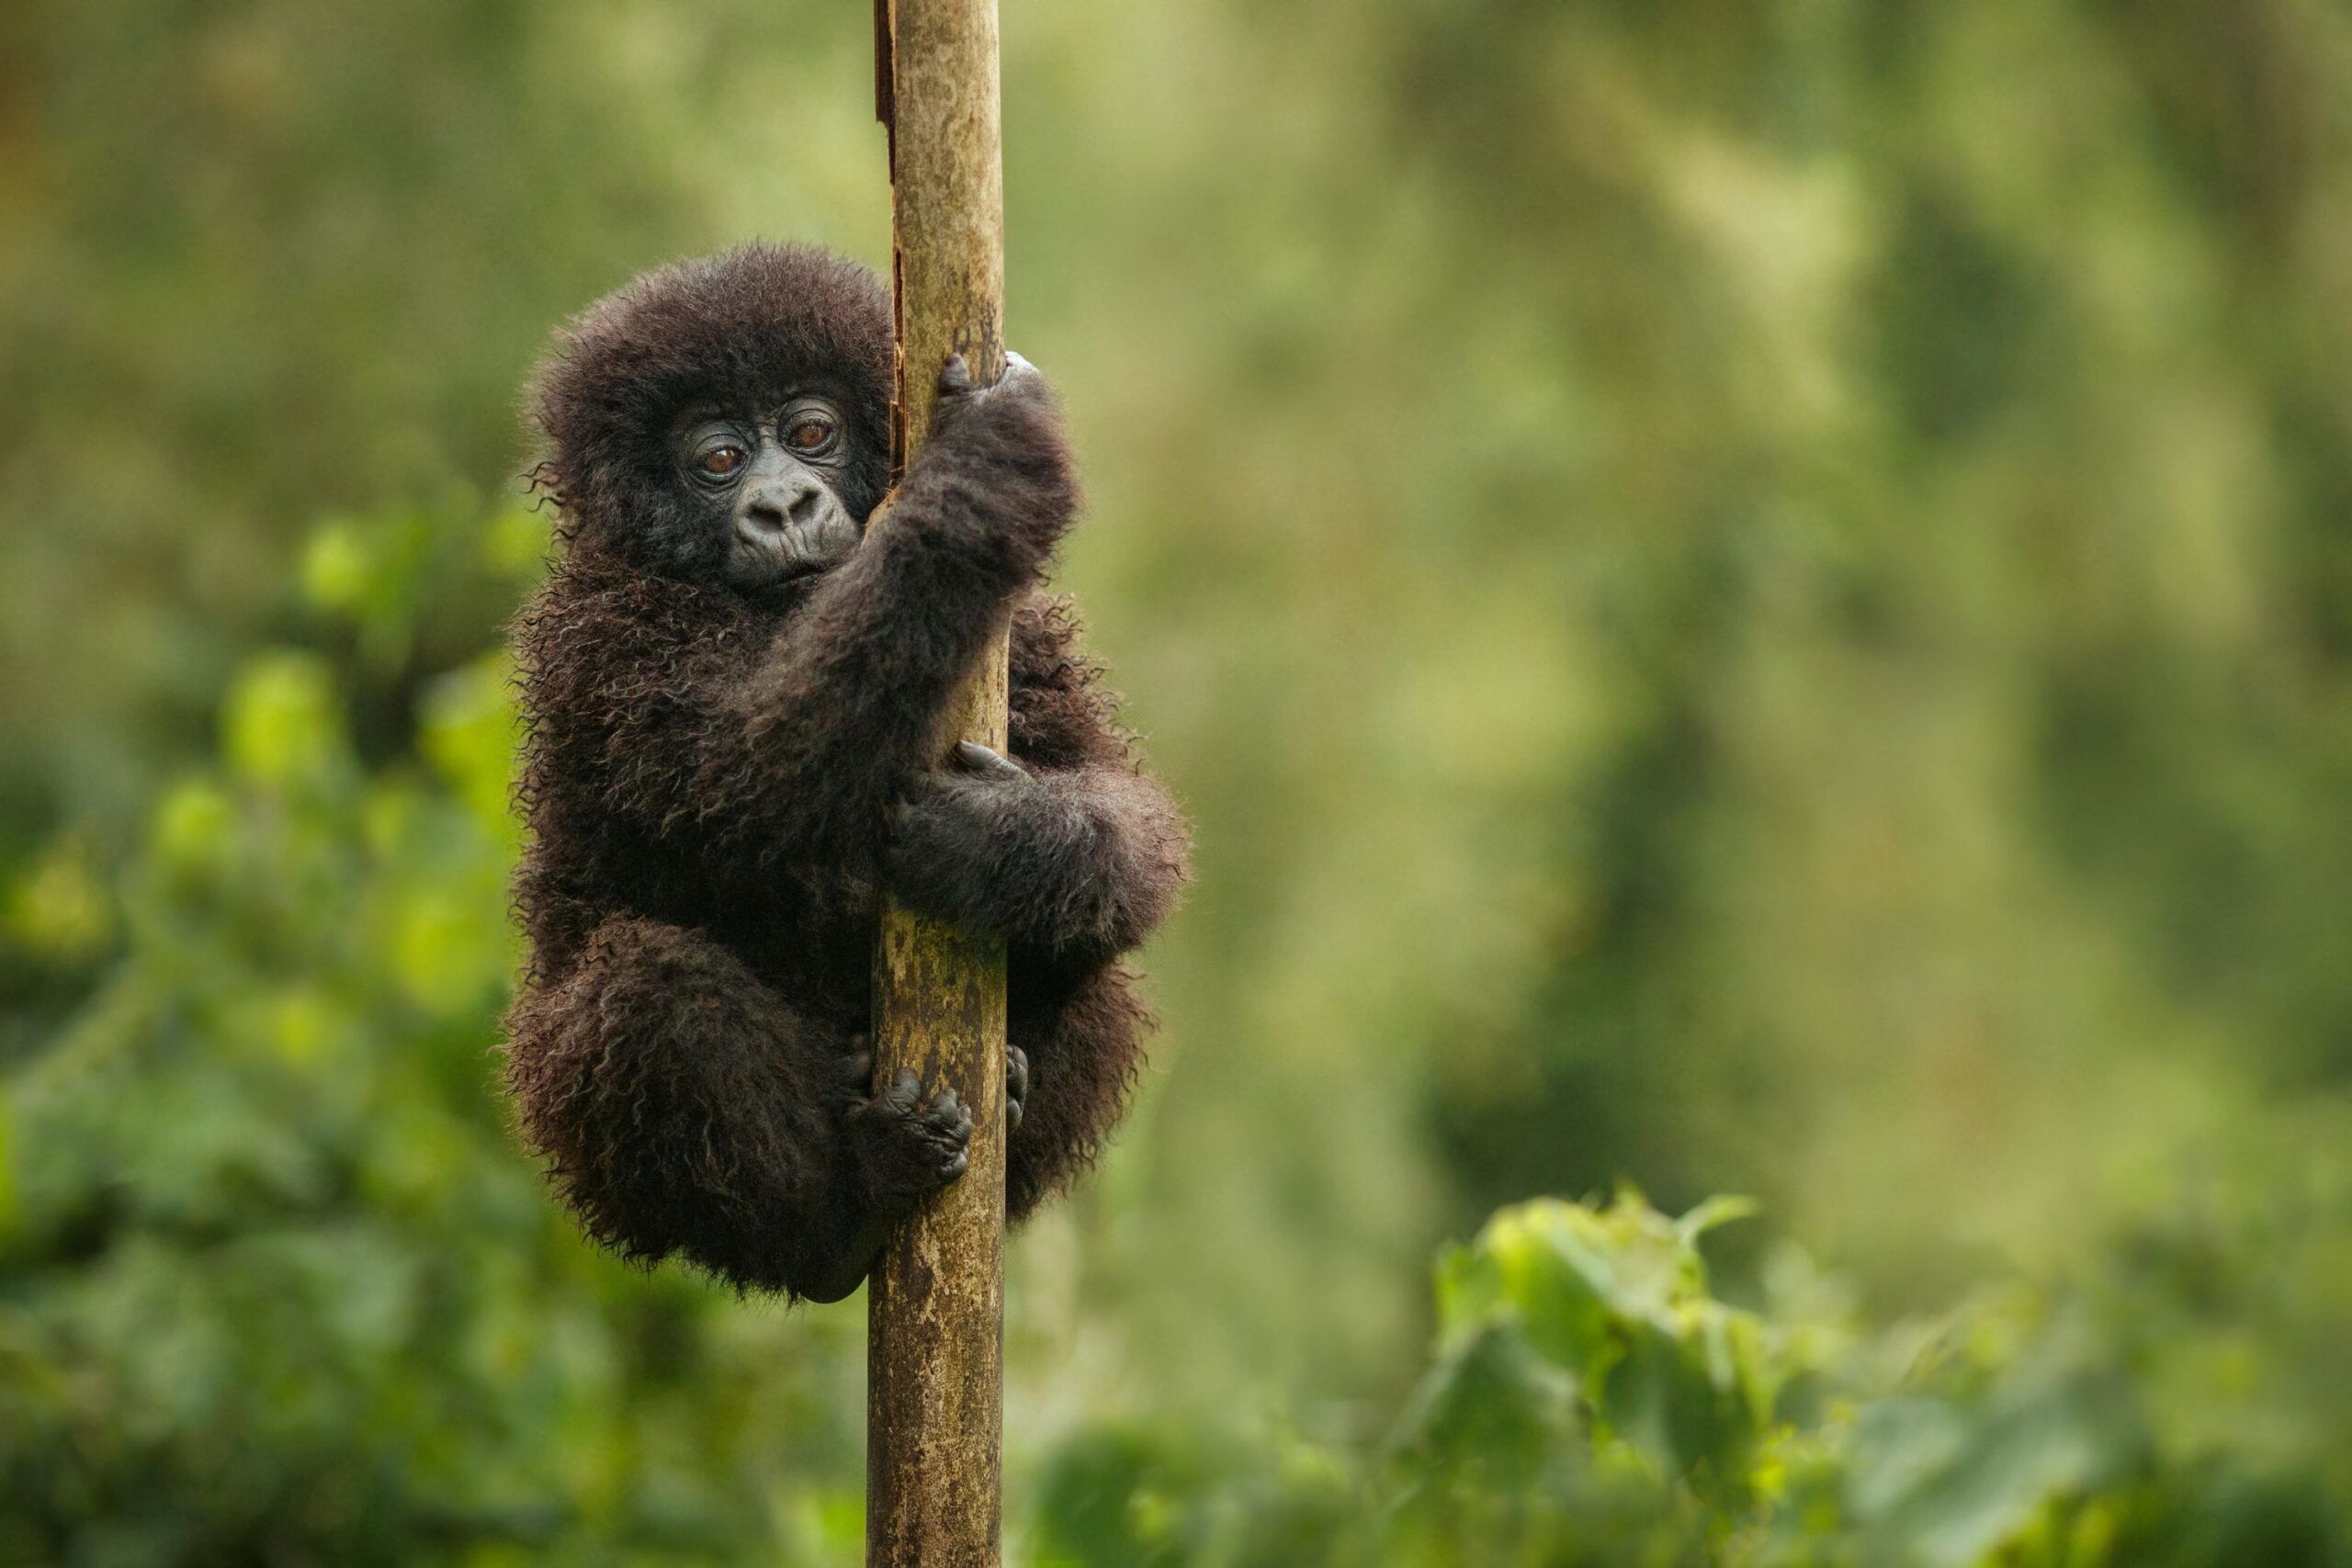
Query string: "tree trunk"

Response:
xmin=865 ymin=1 xmax=1007 ymax=1564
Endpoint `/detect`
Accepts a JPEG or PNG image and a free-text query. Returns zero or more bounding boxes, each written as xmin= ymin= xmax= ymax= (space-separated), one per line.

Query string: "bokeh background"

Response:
xmin=6 ymin=2 xmax=2352 ymax=1562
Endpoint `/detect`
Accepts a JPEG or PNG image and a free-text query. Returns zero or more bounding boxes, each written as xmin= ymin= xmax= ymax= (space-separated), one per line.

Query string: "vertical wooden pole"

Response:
xmin=867 ymin=2 xmax=1007 ymax=1565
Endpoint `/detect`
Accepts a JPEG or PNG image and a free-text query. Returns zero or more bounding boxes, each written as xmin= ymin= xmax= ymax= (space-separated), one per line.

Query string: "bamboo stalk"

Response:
xmin=865 ymin=1 xmax=1007 ymax=1563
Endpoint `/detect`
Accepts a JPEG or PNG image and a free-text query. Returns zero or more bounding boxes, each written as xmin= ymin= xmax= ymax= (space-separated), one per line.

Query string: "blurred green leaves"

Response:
xmin=4 ymin=838 xmax=114 ymax=965
xmin=1419 ymin=1194 xmax=1770 ymax=1490
xmin=1030 ymin=1190 xmax=2350 ymax=1567
xmin=0 ymin=505 xmax=866 ymax=1564
xmin=224 ymin=653 xmax=347 ymax=791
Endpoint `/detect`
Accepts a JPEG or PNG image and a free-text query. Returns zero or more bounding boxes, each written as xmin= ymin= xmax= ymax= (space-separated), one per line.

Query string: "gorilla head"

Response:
xmin=530 ymin=243 xmax=895 ymax=592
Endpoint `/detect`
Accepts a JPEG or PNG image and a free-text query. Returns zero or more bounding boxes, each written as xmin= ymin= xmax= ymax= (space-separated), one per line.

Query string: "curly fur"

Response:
xmin=500 ymin=244 xmax=1190 ymax=1299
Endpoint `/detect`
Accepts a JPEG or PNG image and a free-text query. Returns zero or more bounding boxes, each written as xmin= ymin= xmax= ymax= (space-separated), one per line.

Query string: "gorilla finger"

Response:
xmin=997 ymin=351 xmax=1051 ymax=396
xmin=937 ymin=354 xmax=973 ymax=396
xmin=953 ymin=739 xmax=1029 ymax=781
xmin=854 ymin=1066 xmax=924 ymax=1122
xmin=1005 ymin=1044 xmax=1028 ymax=1134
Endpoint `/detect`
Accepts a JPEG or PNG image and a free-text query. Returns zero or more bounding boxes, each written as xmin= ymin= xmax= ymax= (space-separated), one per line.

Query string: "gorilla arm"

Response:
xmin=884 ymin=590 xmax=1192 ymax=967
xmin=739 ymin=356 xmax=1074 ymax=859
xmin=886 ymin=741 xmax=1189 ymax=968
xmin=575 ymin=357 xmax=1078 ymax=871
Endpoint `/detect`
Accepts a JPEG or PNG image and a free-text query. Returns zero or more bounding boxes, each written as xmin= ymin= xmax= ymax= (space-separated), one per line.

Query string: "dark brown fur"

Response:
xmin=501 ymin=245 xmax=1189 ymax=1297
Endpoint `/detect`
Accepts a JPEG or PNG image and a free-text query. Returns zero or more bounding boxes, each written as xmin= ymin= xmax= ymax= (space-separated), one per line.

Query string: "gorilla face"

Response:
xmin=673 ymin=396 xmax=865 ymax=589
xmin=531 ymin=243 xmax=897 ymax=596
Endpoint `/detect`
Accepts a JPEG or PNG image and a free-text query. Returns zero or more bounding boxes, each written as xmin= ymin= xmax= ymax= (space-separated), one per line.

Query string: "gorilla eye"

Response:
xmin=696 ymin=443 xmax=747 ymax=479
xmin=785 ymin=414 xmax=837 ymax=456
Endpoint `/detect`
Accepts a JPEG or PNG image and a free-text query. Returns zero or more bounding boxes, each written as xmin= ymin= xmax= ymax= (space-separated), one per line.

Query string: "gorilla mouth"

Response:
xmin=735 ymin=510 xmax=862 ymax=584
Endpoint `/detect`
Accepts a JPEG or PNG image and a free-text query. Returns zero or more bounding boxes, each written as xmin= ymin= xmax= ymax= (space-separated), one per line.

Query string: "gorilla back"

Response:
xmin=501 ymin=245 xmax=1190 ymax=1301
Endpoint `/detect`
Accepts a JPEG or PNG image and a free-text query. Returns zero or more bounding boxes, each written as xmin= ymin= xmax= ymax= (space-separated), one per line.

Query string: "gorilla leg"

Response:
xmin=1006 ymin=965 xmax=1154 ymax=1221
xmin=503 ymin=915 xmax=967 ymax=1299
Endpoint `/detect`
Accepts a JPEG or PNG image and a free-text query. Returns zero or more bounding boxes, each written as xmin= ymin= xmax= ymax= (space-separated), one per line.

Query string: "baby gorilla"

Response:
xmin=502 ymin=244 xmax=1189 ymax=1301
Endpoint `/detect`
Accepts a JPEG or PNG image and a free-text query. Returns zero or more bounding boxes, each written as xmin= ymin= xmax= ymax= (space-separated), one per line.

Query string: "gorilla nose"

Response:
xmin=739 ymin=477 xmax=824 ymax=535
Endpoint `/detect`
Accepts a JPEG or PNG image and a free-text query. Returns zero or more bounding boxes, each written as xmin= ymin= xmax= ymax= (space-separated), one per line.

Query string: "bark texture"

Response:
xmin=867 ymin=0 xmax=1009 ymax=1562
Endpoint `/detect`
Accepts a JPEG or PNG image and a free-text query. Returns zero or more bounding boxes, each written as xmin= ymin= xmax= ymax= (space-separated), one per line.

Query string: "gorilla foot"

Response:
xmin=849 ymin=1067 xmax=973 ymax=1204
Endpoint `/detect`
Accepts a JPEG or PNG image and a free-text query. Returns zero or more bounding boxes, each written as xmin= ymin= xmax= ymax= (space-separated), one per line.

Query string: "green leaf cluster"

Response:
xmin=0 ymin=505 xmax=869 ymax=1566
xmin=1031 ymin=1190 xmax=2351 ymax=1567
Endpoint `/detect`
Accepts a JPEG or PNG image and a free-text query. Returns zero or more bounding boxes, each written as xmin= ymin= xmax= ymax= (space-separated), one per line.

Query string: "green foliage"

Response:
xmin=0 ymin=506 xmax=869 ymax=1565
xmin=1029 ymin=1192 xmax=2352 ymax=1567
